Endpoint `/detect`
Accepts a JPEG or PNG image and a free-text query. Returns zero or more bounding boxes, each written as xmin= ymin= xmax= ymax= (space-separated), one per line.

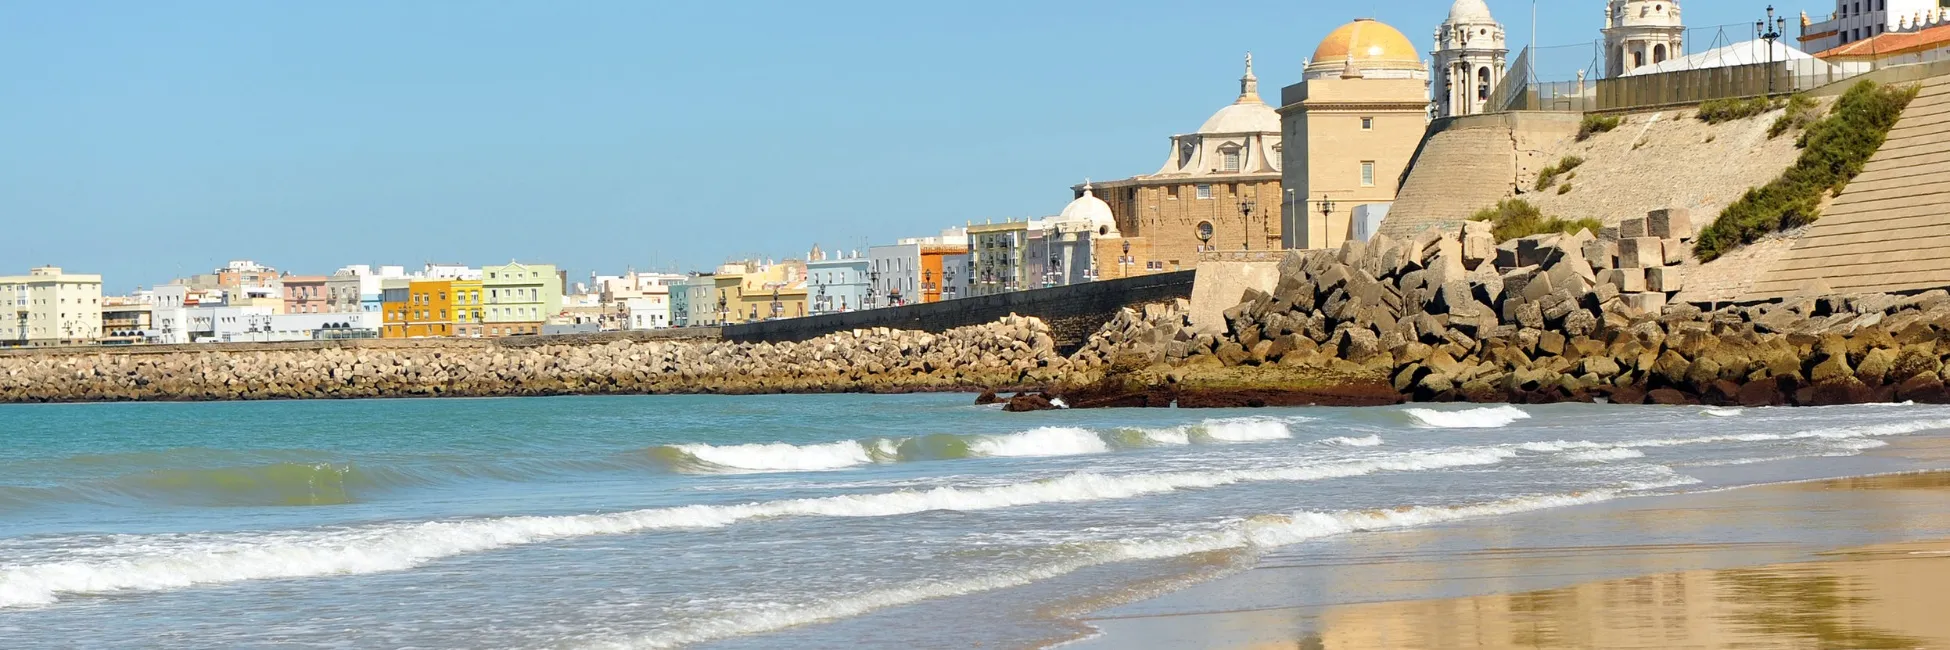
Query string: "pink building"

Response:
xmin=282 ymin=275 xmax=329 ymax=315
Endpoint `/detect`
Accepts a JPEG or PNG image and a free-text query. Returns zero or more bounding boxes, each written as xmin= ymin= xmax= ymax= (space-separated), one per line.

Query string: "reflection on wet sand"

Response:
xmin=1073 ymin=469 xmax=1950 ymax=650
xmin=1308 ymin=540 xmax=1950 ymax=649
xmin=1303 ymin=471 xmax=1950 ymax=650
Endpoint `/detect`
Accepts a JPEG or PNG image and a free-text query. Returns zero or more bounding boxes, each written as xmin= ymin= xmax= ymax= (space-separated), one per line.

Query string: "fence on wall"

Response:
xmin=1484 ymin=21 xmax=1885 ymax=114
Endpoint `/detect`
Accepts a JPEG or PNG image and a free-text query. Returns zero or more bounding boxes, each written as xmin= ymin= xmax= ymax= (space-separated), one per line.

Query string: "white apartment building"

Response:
xmin=0 ymin=267 xmax=103 ymax=347
xmin=1802 ymin=0 xmax=1950 ymax=52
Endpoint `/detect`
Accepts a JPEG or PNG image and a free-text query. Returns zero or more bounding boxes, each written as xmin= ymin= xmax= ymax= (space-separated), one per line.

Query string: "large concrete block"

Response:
xmin=1601 ymin=267 xmax=1647 ymax=292
xmin=1462 ymin=233 xmax=1496 ymax=270
xmin=1619 ymin=237 xmax=1662 ymax=269
xmin=1583 ymin=239 xmax=1617 ymax=271
xmin=1623 ymin=292 xmax=1668 ymax=313
xmin=1662 ymin=239 xmax=1686 ymax=266
xmin=1646 ymin=208 xmax=1694 ymax=240
xmin=1647 ymin=266 xmax=1685 ymax=293
xmin=1620 ymin=218 xmax=1649 ymax=239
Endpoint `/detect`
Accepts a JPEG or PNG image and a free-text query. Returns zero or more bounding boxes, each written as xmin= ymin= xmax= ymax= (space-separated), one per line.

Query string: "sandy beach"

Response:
xmin=1072 ymin=437 xmax=1950 ymax=649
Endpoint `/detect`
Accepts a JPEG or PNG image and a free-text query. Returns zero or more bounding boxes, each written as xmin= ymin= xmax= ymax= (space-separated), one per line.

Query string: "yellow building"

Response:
xmin=451 ymin=279 xmax=483 ymax=337
xmin=1278 ymin=18 xmax=1430 ymax=250
xmin=707 ymin=261 xmax=810 ymax=324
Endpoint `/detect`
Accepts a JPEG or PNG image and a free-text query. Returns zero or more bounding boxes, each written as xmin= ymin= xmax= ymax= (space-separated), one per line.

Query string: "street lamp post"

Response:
xmin=1317 ymin=194 xmax=1336 ymax=250
xmin=1238 ymin=194 xmax=1257 ymax=250
xmin=1756 ymin=6 xmax=1787 ymax=94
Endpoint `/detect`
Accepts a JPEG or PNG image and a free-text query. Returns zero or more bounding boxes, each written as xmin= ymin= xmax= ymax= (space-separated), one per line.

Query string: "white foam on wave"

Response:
xmin=1624 ymin=418 xmax=1950 ymax=448
xmin=1703 ymin=407 xmax=1744 ymax=418
xmin=1136 ymin=427 xmax=1193 ymax=446
xmin=671 ymin=441 xmax=877 ymax=472
xmin=967 ymin=427 xmax=1112 ymax=458
xmin=1198 ymin=418 xmax=1294 ymax=442
xmin=585 ymin=490 xmax=1626 ymax=649
xmin=0 ymin=448 xmax=1518 ymax=608
xmin=1563 ymin=448 xmax=1646 ymax=462
xmin=1322 ymin=435 xmax=1384 ymax=447
xmin=1404 ymin=405 xmax=1531 ymax=429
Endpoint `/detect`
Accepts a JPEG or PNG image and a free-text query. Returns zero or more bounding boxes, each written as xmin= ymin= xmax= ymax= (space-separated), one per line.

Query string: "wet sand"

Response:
xmin=1071 ymin=439 xmax=1950 ymax=649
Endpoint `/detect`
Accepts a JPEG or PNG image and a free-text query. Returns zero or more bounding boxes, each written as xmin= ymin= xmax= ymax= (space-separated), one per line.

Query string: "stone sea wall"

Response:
xmin=0 ymin=317 xmax=1068 ymax=402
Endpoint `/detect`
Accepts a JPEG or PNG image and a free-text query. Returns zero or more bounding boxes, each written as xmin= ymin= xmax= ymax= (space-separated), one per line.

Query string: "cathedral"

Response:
xmin=1081 ymin=55 xmax=1285 ymax=279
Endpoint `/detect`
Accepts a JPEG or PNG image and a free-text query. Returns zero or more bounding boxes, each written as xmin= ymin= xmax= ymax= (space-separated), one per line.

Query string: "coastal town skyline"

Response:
xmin=4 ymin=0 xmax=1774 ymax=289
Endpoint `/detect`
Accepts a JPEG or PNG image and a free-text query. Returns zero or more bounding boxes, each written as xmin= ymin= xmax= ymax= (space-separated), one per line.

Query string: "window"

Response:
xmin=1196 ymin=184 xmax=1212 ymax=200
xmin=1361 ymin=161 xmax=1376 ymax=187
xmin=1361 ymin=117 xmax=1374 ymax=130
xmin=1222 ymin=149 xmax=1240 ymax=172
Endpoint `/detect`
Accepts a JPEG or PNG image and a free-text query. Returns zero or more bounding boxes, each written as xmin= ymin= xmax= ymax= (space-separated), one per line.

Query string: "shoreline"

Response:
xmin=1062 ymin=439 xmax=1950 ymax=650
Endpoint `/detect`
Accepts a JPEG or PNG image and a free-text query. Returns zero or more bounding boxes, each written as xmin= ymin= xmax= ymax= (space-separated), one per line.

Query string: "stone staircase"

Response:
xmin=1747 ymin=74 xmax=1950 ymax=299
xmin=1376 ymin=124 xmax=1518 ymax=241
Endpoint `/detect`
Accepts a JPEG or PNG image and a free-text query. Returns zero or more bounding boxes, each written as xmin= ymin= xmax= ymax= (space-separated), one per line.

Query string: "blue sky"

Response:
xmin=1 ymin=0 xmax=1775 ymax=290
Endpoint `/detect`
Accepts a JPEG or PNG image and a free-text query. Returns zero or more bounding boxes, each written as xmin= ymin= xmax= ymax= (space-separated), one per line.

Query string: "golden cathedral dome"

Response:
xmin=1307 ymin=18 xmax=1424 ymax=75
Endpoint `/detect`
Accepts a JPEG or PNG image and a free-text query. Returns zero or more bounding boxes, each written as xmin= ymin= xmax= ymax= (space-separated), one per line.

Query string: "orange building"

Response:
xmin=918 ymin=245 xmax=963 ymax=303
xmin=405 ymin=279 xmax=455 ymax=338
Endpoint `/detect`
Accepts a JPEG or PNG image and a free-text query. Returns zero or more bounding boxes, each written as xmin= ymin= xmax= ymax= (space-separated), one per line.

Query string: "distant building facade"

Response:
xmin=1801 ymin=0 xmax=1949 ymax=52
xmin=0 ymin=267 xmax=103 ymax=347
xmin=282 ymin=275 xmax=328 ymax=315
xmin=808 ymin=254 xmax=870 ymax=315
xmin=481 ymin=262 xmax=561 ymax=337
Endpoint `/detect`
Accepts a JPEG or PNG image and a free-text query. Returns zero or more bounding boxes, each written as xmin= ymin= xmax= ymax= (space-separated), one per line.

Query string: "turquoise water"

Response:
xmin=2 ymin=395 xmax=1948 ymax=648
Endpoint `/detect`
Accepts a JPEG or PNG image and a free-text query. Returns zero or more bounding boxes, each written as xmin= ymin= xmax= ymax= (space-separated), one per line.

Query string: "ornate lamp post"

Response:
xmin=1317 ymin=194 xmax=1336 ymax=250
xmin=1237 ymin=194 xmax=1257 ymax=250
xmin=1756 ymin=6 xmax=1787 ymax=94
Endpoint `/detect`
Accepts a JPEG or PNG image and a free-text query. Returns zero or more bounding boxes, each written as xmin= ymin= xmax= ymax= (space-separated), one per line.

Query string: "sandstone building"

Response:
xmin=1081 ymin=55 xmax=1284 ymax=279
xmin=1433 ymin=0 xmax=1508 ymax=118
xmin=1278 ymin=18 xmax=1430 ymax=250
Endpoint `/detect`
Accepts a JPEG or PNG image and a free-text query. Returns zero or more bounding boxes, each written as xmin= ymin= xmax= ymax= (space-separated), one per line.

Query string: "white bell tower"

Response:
xmin=1432 ymin=0 xmax=1508 ymax=117
xmin=1604 ymin=0 xmax=1686 ymax=77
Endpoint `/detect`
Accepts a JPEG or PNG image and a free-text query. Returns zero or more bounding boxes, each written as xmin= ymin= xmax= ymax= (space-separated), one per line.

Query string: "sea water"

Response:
xmin=1 ymin=395 xmax=1946 ymax=648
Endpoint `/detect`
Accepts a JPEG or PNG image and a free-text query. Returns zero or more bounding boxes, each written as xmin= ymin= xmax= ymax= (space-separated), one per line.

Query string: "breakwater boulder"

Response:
xmin=1057 ymin=225 xmax=1950 ymax=408
xmin=0 ymin=316 xmax=1063 ymax=403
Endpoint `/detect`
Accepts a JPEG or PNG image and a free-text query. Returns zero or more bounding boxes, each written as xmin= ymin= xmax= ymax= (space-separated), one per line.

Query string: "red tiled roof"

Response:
xmin=1815 ymin=22 xmax=1950 ymax=59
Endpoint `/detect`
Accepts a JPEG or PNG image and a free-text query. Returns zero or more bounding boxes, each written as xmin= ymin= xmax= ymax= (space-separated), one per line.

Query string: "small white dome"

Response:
xmin=1198 ymin=102 xmax=1279 ymax=134
xmin=1060 ymin=185 xmax=1118 ymax=236
xmin=1447 ymin=0 xmax=1495 ymax=24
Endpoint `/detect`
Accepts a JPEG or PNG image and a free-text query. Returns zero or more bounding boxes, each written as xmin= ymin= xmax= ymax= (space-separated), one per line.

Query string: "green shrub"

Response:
xmin=1558 ymin=183 xmax=1574 ymax=195
xmin=1577 ymin=115 xmax=1621 ymax=141
xmin=1697 ymin=96 xmax=1778 ymax=124
xmin=1768 ymin=94 xmax=1822 ymax=138
xmin=1534 ymin=155 xmax=1585 ymax=191
xmin=1694 ymin=81 xmax=1918 ymax=261
xmin=1471 ymin=198 xmax=1604 ymax=241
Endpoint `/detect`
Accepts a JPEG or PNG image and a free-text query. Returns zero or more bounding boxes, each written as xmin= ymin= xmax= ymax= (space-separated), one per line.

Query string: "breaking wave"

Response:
xmin=1563 ymin=448 xmax=1646 ymax=462
xmin=965 ymin=427 xmax=1112 ymax=458
xmin=653 ymin=441 xmax=886 ymax=473
xmin=1403 ymin=405 xmax=1532 ymax=429
xmin=1322 ymin=435 xmax=1384 ymax=447
xmin=652 ymin=418 xmax=1316 ymax=473
xmin=1198 ymin=418 xmax=1295 ymax=442
xmin=582 ymin=490 xmax=1631 ymax=649
xmin=1703 ymin=407 xmax=1745 ymax=417
xmin=0 ymin=448 xmax=1518 ymax=608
